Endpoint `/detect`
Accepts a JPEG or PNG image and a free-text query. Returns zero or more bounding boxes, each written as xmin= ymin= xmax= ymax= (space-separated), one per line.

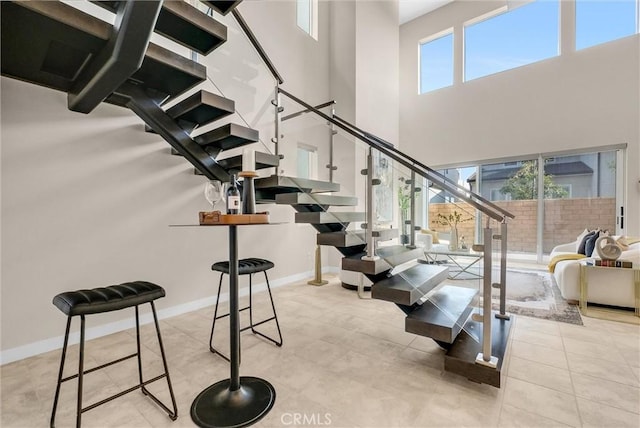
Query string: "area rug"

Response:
xmin=446 ymin=268 xmax=583 ymax=325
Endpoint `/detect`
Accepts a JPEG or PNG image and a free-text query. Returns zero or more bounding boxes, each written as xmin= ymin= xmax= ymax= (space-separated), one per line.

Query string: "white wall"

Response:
xmin=326 ymin=0 xmax=400 ymax=266
xmin=0 ymin=0 xmax=336 ymax=362
xmin=400 ymin=1 xmax=640 ymax=235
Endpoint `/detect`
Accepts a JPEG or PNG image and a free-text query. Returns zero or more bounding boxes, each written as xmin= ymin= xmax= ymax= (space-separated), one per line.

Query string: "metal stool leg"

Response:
xmin=50 ymin=317 xmax=72 ymax=428
xmin=144 ymin=301 xmax=178 ymax=420
xmin=209 ymin=273 xmax=230 ymax=362
xmin=249 ymin=270 xmax=283 ymax=347
xmin=135 ymin=306 xmax=145 ymax=396
xmin=76 ymin=315 xmax=86 ymax=428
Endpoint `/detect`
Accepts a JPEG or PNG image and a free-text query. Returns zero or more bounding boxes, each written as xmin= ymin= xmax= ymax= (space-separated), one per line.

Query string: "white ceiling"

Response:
xmin=398 ymin=0 xmax=454 ymax=25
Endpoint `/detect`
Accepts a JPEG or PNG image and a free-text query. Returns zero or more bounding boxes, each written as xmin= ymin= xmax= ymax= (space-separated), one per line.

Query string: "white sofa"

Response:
xmin=550 ymin=238 xmax=639 ymax=308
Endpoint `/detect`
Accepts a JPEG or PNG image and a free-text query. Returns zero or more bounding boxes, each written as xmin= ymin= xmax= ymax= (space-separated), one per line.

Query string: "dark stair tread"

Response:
xmin=376 ymin=245 xmax=423 ymax=263
xmin=167 ymin=90 xmax=234 ymax=130
xmin=275 ymin=193 xmax=358 ymax=207
xmin=341 ymin=245 xmax=423 ymax=275
xmin=123 ymin=43 xmax=206 ymax=105
xmin=254 ymin=175 xmax=340 ymax=194
xmin=317 ymin=229 xmax=398 ymax=247
xmin=217 ymin=151 xmax=279 ymax=171
xmin=372 ymin=264 xmax=449 ymax=306
xmin=92 ymin=1 xmax=227 ymax=55
xmin=295 ymin=211 xmax=365 ymax=225
xmin=201 ymin=0 xmax=243 ymax=15
xmin=317 ymin=231 xmax=366 ymax=247
xmin=405 ymin=285 xmax=477 ymax=344
xmin=444 ymin=315 xmax=512 ymax=388
xmin=342 ymin=253 xmax=391 ymax=276
xmin=195 ymin=123 xmax=259 ymax=151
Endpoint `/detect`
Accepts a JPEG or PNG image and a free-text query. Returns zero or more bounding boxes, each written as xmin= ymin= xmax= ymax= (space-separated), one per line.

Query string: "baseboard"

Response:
xmin=1 ymin=268 xmax=331 ymax=365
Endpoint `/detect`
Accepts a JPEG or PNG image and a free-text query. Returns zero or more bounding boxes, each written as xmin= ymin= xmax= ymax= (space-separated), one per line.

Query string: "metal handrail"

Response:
xmin=278 ymin=87 xmax=513 ymax=222
xmin=282 ymin=100 xmax=336 ymax=122
xmin=333 ymin=115 xmax=395 ymax=150
xmin=231 ymin=9 xmax=284 ymax=85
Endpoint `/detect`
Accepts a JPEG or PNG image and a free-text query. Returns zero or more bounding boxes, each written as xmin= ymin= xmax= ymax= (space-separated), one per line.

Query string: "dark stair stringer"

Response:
xmin=116 ymin=82 xmax=229 ymax=182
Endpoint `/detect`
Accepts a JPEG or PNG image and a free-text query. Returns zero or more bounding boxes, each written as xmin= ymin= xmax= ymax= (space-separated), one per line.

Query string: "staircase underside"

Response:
xmin=1 ymin=1 xmax=207 ymax=107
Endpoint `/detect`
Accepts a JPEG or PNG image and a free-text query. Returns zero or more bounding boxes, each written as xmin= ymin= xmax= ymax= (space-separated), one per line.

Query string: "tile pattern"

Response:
xmin=1 ymin=275 xmax=639 ymax=427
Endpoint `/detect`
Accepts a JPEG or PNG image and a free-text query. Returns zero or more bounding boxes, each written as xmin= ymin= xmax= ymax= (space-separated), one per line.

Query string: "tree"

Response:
xmin=500 ymin=161 xmax=568 ymax=200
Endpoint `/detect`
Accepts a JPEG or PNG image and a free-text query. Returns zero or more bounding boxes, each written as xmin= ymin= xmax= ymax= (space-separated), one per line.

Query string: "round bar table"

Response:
xmin=186 ymin=219 xmax=276 ymax=428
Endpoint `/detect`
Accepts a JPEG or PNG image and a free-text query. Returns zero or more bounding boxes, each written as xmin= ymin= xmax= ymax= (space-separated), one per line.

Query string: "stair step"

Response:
xmin=336 ymin=226 xmax=399 ymax=242
xmin=92 ymin=1 xmax=227 ymax=55
xmin=201 ymin=0 xmax=243 ymax=15
xmin=295 ymin=211 xmax=365 ymax=225
xmin=195 ymin=123 xmax=259 ymax=154
xmin=341 ymin=245 xmax=422 ymax=275
xmin=376 ymin=245 xmax=424 ymax=267
xmin=254 ymin=176 xmax=340 ymax=197
xmin=217 ymin=151 xmax=279 ymax=171
xmin=317 ymin=231 xmax=365 ymax=247
xmin=445 ymin=315 xmax=512 ymax=388
xmin=372 ymin=264 xmax=449 ymax=306
xmin=167 ymin=90 xmax=234 ymax=130
xmin=275 ymin=193 xmax=357 ymax=207
xmin=123 ymin=43 xmax=206 ymax=105
xmin=341 ymin=253 xmax=391 ymax=276
xmin=405 ymin=285 xmax=477 ymax=344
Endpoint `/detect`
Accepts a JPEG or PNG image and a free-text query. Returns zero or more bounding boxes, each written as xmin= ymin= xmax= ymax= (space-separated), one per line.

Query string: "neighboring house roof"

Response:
xmin=466 ymin=161 xmax=593 ymax=183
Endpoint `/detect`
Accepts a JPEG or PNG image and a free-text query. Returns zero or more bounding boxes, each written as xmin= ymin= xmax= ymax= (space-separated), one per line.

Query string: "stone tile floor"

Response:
xmin=2 ymin=275 xmax=639 ymax=427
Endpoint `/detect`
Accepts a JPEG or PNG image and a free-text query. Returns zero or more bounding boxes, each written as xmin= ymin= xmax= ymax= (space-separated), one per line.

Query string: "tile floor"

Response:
xmin=2 ymin=275 xmax=639 ymax=427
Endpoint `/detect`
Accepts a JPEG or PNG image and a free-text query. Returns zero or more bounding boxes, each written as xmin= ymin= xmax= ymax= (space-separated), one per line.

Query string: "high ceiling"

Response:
xmin=398 ymin=0 xmax=454 ymax=25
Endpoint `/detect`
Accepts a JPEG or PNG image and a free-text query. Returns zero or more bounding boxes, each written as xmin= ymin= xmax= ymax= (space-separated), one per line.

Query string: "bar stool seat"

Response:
xmin=210 ymin=258 xmax=283 ymax=361
xmin=211 ymin=258 xmax=275 ymax=275
xmin=50 ymin=281 xmax=177 ymax=427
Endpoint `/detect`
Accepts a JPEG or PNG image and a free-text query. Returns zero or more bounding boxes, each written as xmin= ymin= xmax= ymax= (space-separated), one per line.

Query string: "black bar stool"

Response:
xmin=209 ymin=258 xmax=283 ymax=361
xmin=50 ymin=281 xmax=177 ymax=428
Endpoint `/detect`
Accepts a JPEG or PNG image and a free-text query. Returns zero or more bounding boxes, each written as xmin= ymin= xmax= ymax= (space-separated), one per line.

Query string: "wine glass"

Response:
xmin=204 ymin=180 xmax=223 ymax=211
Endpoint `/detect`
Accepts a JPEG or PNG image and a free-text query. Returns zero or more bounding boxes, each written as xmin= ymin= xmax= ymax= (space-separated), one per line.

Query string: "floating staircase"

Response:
xmin=0 ymin=0 xmax=510 ymax=387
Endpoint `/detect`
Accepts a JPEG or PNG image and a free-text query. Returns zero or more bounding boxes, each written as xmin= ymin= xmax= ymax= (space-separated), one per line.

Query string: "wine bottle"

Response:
xmin=226 ymin=174 xmax=241 ymax=214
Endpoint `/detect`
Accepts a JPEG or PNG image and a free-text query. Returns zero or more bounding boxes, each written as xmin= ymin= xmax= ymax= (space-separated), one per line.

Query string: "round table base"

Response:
xmin=190 ymin=376 xmax=276 ymax=428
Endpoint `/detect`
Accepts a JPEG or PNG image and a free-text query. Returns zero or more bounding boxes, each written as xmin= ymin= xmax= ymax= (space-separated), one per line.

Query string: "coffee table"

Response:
xmin=423 ymin=249 xmax=484 ymax=279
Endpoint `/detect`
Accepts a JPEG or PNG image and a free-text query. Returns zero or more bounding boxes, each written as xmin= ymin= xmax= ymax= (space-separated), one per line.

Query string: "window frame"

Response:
xmin=418 ymin=27 xmax=455 ymax=94
xmin=296 ymin=0 xmax=318 ymax=40
xmin=575 ymin=0 xmax=639 ymax=51
xmin=462 ymin=0 xmax=560 ymax=82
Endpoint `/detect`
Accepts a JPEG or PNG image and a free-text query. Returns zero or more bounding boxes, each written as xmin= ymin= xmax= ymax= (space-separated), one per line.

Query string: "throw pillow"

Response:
xmin=584 ymin=231 xmax=601 ymax=257
xmin=575 ymin=228 xmax=590 ymax=252
xmin=616 ymin=236 xmax=630 ymax=251
xmin=420 ymin=229 xmax=439 ymax=244
xmin=578 ymin=230 xmax=597 ymax=255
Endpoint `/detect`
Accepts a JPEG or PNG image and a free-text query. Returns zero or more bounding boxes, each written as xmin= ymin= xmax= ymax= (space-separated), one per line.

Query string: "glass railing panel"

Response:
xmin=194 ymin=6 xmax=279 ymax=160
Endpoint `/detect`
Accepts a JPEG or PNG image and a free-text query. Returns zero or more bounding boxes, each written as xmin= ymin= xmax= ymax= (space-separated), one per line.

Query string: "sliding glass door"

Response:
xmin=542 ymin=151 xmax=618 ymax=254
xmin=425 ymin=146 xmax=625 ymax=263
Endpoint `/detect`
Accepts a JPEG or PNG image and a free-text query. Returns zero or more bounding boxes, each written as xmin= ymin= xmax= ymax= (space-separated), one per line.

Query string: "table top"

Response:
xmin=425 ymin=248 xmax=483 ymax=257
xmin=170 ymin=222 xmax=286 ymax=227
xmin=580 ymin=259 xmax=637 ymax=270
